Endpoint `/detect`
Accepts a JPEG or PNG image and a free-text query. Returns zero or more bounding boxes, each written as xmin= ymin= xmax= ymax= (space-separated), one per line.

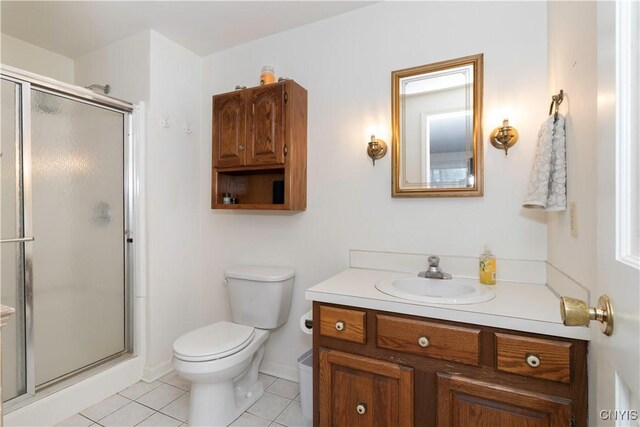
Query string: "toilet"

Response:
xmin=172 ymin=266 xmax=295 ymax=426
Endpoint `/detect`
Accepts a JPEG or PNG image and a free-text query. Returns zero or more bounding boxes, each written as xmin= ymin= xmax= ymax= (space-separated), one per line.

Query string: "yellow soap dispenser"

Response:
xmin=479 ymin=246 xmax=496 ymax=285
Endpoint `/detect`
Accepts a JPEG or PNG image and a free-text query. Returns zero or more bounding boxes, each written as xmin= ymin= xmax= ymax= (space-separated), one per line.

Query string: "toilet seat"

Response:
xmin=173 ymin=321 xmax=255 ymax=362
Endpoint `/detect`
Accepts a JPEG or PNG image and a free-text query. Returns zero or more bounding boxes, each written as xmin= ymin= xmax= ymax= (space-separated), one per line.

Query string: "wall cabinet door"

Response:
xmin=436 ymin=374 xmax=572 ymax=427
xmin=246 ymin=84 xmax=284 ymax=165
xmin=212 ymin=91 xmax=245 ymax=167
xmin=319 ymin=349 xmax=413 ymax=427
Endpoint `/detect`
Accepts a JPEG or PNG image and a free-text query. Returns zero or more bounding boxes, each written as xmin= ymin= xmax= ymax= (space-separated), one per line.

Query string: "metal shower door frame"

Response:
xmin=0 ymin=65 xmax=134 ymax=402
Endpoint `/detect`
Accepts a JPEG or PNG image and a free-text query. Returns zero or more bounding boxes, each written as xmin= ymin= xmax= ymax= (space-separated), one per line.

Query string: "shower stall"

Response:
xmin=0 ymin=66 xmax=133 ymax=406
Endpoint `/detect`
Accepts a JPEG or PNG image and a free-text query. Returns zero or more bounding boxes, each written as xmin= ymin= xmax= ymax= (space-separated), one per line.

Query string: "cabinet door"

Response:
xmin=212 ymin=91 xmax=245 ymax=167
xmin=436 ymin=374 xmax=572 ymax=427
xmin=319 ymin=350 xmax=413 ymax=427
xmin=246 ymin=84 xmax=284 ymax=165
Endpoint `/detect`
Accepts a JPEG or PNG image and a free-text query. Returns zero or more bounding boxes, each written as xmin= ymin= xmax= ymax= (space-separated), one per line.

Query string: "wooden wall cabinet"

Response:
xmin=313 ymin=302 xmax=588 ymax=427
xmin=211 ymin=80 xmax=307 ymax=210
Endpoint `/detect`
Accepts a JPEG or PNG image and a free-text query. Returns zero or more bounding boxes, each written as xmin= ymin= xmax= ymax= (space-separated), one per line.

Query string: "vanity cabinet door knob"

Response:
xmin=356 ymin=402 xmax=367 ymax=415
xmin=335 ymin=321 xmax=345 ymax=331
xmin=526 ymin=353 xmax=541 ymax=368
xmin=239 ymin=144 xmax=246 ymax=151
xmin=418 ymin=336 xmax=430 ymax=348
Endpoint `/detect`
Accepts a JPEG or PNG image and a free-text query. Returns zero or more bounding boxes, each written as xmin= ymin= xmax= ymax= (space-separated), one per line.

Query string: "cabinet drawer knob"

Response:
xmin=526 ymin=353 xmax=541 ymax=368
xmin=418 ymin=336 xmax=430 ymax=348
xmin=356 ymin=402 xmax=367 ymax=415
xmin=335 ymin=321 xmax=345 ymax=331
xmin=239 ymin=144 xmax=246 ymax=151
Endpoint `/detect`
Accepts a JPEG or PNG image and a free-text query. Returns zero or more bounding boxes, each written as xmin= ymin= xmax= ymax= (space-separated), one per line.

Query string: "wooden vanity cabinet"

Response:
xmin=211 ymin=80 xmax=307 ymax=210
xmin=313 ymin=302 xmax=588 ymax=427
xmin=437 ymin=374 xmax=572 ymax=427
xmin=319 ymin=350 xmax=414 ymax=427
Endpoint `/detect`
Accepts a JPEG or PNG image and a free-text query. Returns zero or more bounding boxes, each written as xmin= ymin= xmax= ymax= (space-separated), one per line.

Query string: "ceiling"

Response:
xmin=1 ymin=1 xmax=372 ymax=58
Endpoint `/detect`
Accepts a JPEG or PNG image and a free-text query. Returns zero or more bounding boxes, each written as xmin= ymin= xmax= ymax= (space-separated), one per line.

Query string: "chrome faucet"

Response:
xmin=418 ymin=256 xmax=452 ymax=280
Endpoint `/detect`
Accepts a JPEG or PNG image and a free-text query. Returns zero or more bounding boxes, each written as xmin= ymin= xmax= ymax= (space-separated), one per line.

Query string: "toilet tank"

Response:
xmin=224 ymin=266 xmax=295 ymax=329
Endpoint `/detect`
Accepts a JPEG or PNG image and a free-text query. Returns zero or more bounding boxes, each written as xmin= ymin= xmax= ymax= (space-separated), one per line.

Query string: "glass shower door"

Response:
xmin=30 ymin=89 xmax=126 ymax=388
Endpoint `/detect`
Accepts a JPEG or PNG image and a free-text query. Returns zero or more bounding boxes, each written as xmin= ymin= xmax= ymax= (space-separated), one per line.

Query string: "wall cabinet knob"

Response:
xmin=239 ymin=144 xmax=246 ymax=151
xmin=418 ymin=336 xmax=430 ymax=348
xmin=356 ymin=402 xmax=367 ymax=415
xmin=335 ymin=321 xmax=345 ymax=331
xmin=526 ymin=353 xmax=541 ymax=368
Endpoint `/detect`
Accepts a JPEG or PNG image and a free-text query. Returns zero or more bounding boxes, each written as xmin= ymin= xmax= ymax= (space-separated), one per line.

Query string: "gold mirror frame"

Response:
xmin=392 ymin=54 xmax=484 ymax=197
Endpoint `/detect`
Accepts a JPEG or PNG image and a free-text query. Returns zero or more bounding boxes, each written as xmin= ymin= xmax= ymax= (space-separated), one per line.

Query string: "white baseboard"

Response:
xmin=259 ymin=360 xmax=299 ymax=383
xmin=4 ymin=357 xmax=143 ymax=427
xmin=143 ymin=359 xmax=173 ymax=382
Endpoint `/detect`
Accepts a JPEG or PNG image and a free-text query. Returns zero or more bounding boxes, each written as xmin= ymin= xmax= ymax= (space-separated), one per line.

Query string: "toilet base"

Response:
xmin=188 ymin=379 xmax=264 ymax=427
xmin=174 ymin=329 xmax=270 ymax=426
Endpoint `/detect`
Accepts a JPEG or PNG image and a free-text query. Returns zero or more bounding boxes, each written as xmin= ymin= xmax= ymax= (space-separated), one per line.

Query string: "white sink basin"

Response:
xmin=375 ymin=276 xmax=495 ymax=304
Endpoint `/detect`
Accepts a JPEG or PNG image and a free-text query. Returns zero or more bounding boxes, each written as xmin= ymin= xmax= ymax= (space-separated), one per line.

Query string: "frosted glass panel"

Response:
xmin=1 ymin=79 xmax=26 ymax=400
xmin=30 ymin=90 xmax=125 ymax=386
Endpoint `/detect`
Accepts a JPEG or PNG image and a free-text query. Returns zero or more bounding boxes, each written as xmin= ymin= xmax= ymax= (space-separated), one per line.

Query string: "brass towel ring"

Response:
xmin=549 ymin=90 xmax=564 ymax=121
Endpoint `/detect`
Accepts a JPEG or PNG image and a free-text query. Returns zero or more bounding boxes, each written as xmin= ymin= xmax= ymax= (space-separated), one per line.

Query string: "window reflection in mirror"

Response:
xmin=392 ymin=55 xmax=483 ymax=197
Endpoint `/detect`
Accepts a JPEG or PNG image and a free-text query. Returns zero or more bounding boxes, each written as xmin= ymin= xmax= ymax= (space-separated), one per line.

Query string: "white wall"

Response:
xmin=547 ymin=2 xmax=597 ymax=294
xmin=145 ymin=31 xmax=204 ymax=375
xmin=74 ymin=31 xmax=151 ymax=105
xmin=200 ymin=1 xmax=549 ymax=378
xmin=1 ymin=33 xmax=74 ymax=83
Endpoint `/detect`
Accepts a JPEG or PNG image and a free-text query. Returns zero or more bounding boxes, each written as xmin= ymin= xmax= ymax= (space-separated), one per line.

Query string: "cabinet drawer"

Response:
xmin=377 ymin=315 xmax=480 ymax=366
xmin=319 ymin=306 xmax=366 ymax=344
xmin=496 ymin=333 xmax=571 ymax=384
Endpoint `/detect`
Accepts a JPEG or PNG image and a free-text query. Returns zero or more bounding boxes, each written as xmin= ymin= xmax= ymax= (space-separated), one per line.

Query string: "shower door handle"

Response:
xmin=0 ymin=237 xmax=34 ymax=243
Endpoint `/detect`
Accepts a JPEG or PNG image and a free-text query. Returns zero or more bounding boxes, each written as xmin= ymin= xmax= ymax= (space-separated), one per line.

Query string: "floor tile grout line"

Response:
xmin=157 ymin=411 xmax=186 ymax=424
xmin=82 ymin=395 xmax=133 ymax=423
xmin=275 ymin=398 xmax=300 ymax=425
xmin=273 ymin=399 xmax=294 ymax=421
xmin=79 ymin=414 xmax=94 ymax=424
xmin=158 ymin=406 xmax=189 ymax=423
xmin=131 ymin=407 xmax=185 ymax=427
xmin=117 ymin=380 xmax=164 ymax=400
xmin=132 ymin=382 xmax=185 ymax=401
xmin=132 ymin=391 xmax=188 ymax=418
xmin=133 ymin=410 xmax=157 ymax=427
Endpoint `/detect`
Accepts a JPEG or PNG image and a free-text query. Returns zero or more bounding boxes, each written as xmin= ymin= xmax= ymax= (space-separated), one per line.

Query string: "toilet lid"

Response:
xmin=173 ymin=321 xmax=255 ymax=362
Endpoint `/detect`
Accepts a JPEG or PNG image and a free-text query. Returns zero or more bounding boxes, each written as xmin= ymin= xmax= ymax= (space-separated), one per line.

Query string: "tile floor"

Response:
xmin=57 ymin=372 xmax=311 ymax=427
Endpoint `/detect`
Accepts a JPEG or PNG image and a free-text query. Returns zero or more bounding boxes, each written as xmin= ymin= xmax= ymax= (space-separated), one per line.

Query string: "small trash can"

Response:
xmin=297 ymin=348 xmax=313 ymax=420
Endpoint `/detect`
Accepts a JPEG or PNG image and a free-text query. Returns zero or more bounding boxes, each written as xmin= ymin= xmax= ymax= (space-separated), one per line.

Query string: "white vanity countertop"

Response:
xmin=305 ymin=268 xmax=590 ymax=341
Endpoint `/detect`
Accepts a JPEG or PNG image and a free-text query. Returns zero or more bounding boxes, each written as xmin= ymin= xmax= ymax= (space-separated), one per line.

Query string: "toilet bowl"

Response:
xmin=172 ymin=266 xmax=294 ymax=427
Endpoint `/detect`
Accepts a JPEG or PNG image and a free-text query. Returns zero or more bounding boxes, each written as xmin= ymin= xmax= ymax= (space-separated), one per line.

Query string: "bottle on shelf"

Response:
xmin=260 ymin=66 xmax=276 ymax=85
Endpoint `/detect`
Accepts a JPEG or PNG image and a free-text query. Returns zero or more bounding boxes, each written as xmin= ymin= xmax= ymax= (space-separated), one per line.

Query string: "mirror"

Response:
xmin=392 ymin=54 xmax=483 ymax=197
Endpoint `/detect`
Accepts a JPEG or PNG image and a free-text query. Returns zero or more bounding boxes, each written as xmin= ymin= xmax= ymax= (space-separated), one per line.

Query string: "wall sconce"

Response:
xmin=490 ymin=119 xmax=519 ymax=155
xmin=367 ymin=134 xmax=387 ymax=165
